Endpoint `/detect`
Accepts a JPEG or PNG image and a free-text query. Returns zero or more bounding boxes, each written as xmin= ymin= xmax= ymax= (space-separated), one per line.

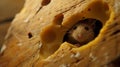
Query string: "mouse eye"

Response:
xmin=84 ymin=27 xmax=89 ymax=30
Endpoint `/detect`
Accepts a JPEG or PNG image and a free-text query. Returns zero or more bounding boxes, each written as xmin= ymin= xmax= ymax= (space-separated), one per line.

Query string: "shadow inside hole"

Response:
xmin=28 ymin=32 xmax=33 ymax=38
xmin=53 ymin=13 xmax=64 ymax=25
xmin=41 ymin=0 xmax=51 ymax=6
xmin=63 ymin=18 xmax=103 ymax=46
xmin=94 ymin=20 xmax=103 ymax=37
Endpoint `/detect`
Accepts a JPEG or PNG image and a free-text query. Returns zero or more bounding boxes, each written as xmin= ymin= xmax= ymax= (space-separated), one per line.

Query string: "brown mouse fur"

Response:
xmin=67 ymin=19 xmax=96 ymax=46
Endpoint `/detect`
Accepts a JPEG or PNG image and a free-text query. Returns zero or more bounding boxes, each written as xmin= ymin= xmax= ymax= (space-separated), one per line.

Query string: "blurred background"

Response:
xmin=0 ymin=0 xmax=25 ymax=47
xmin=0 ymin=0 xmax=119 ymax=67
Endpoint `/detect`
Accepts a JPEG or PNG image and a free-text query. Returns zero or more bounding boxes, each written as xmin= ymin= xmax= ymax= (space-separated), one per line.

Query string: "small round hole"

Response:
xmin=28 ymin=32 xmax=33 ymax=38
xmin=88 ymin=8 xmax=91 ymax=11
xmin=53 ymin=13 xmax=64 ymax=25
xmin=41 ymin=0 xmax=51 ymax=6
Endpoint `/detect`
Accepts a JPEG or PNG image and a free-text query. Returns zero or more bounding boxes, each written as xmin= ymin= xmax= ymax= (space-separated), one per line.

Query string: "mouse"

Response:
xmin=66 ymin=19 xmax=96 ymax=46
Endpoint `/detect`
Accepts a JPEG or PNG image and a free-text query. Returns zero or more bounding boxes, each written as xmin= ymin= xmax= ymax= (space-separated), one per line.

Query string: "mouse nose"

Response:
xmin=77 ymin=34 xmax=82 ymax=41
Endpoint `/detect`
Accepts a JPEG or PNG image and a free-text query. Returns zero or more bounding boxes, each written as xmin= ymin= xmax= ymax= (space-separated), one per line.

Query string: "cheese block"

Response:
xmin=0 ymin=0 xmax=120 ymax=67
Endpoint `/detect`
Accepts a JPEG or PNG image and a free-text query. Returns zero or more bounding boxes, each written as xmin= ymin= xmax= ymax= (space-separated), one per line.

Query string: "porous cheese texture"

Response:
xmin=0 ymin=0 xmax=120 ymax=67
